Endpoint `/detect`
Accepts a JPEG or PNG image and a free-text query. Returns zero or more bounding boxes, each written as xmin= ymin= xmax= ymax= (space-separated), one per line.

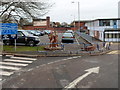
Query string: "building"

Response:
xmin=118 ymin=1 xmax=120 ymax=28
xmin=85 ymin=18 xmax=120 ymax=42
xmin=22 ymin=17 xmax=73 ymax=33
xmin=22 ymin=17 xmax=50 ymax=30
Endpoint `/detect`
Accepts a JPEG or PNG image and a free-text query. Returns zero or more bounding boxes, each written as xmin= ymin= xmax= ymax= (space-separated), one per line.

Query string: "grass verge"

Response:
xmin=3 ymin=45 xmax=45 ymax=52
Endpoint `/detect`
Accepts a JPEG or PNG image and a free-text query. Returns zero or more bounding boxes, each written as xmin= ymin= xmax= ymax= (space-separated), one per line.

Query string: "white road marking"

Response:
xmin=11 ymin=57 xmax=37 ymax=61
xmin=75 ymin=37 xmax=80 ymax=45
xmin=107 ymin=50 xmax=120 ymax=54
xmin=47 ymin=56 xmax=81 ymax=66
xmin=4 ymin=59 xmax=32 ymax=63
xmin=0 ymin=78 xmax=2 ymax=81
xmin=0 ymin=65 xmax=21 ymax=70
xmin=72 ymin=56 xmax=81 ymax=58
xmin=67 ymin=57 xmax=74 ymax=59
xmin=6 ymin=55 xmax=13 ymax=57
xmin=0 ymin=71 xmax=14 ymax=76
xmin=64 ymin=67 xmax=100 ymax=89
xmin=0 ymin=62 xmax=28 ymax=67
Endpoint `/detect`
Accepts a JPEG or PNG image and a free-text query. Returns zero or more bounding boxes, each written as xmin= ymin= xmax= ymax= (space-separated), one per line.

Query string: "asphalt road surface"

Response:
xmin=1 ymin=33 xmax=119 ymax=89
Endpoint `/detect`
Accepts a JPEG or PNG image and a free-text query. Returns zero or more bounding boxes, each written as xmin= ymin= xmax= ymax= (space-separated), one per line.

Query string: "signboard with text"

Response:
xmin=0 ymin=23 xmax=18 ymax=39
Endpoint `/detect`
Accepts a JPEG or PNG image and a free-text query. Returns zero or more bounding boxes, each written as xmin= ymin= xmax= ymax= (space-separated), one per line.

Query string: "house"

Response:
xmin=85 ymin=18 xmax=120 ymax=42
xmin=22 ymin=17 xmax=50 ymax=30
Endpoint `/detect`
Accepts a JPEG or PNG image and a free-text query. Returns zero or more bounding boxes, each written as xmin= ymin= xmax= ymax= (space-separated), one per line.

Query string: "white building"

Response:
xmin=118 ymin=1 xmax=120 ymax=28
xmin=85 ymin=18 xmax=120 ymax=42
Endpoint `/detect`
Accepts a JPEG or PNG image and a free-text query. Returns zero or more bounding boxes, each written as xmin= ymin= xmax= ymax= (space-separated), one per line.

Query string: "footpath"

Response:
xmin=2 ymin=32 xmax=112 ymax=57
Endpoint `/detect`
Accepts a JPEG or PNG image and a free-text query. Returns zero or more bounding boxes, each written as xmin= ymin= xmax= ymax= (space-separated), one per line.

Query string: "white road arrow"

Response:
xmin=64 ymin=67 xmax=100 ymax=89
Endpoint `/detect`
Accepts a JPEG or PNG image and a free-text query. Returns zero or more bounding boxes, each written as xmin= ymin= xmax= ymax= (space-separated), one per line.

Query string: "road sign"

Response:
xmin=2 ymin=34 xmax=17 ymax=40
xmin=0 ymin=23 xmax=18 ymax=35
xmin=0 ymin=23 xmax=18 ymax=51
xmin=0 ymin=23 xmax=18 ymax=39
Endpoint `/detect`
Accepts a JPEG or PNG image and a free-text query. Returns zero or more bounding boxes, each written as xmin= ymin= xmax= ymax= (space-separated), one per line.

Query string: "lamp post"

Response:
xmin=72 ymin=1 xmax=80 ymax=32
xmin=71 ymin=15 xmax=76 ymax=30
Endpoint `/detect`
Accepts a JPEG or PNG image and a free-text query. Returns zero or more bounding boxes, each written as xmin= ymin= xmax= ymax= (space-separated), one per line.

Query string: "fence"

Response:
xmin=36 ymin=42 xmax=111 ymax=55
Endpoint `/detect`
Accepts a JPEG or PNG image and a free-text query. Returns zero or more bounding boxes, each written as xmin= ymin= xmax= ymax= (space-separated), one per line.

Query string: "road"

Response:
xmin=1 ymin=33 xmax=119 ymax=89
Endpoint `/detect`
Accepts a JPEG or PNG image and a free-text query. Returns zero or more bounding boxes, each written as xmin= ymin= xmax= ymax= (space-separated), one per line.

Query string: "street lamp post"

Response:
xmin=72 ymin=1 xmax=80 ymax=32
xmin=71 ymin=15 xmax=76 ymax=30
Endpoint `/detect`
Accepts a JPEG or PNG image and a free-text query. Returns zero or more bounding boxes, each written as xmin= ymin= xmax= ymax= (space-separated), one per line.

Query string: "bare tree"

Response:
xmin=0 ymin=0 xmax=52 ymax=26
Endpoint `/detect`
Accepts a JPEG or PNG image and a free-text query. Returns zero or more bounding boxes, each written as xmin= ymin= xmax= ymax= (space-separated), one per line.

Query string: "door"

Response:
xmin=17 ymin=31 xmax=26 ymax=44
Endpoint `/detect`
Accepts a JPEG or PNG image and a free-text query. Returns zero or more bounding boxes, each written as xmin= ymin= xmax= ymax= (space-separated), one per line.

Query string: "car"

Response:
xmin=65 ymin=30 xmax=75 ymax=36
xmin=36 ymin=30 xmax=45 ymax=36
xmin=26 ymin=30 xmax=41 ymax=36
xmin=44 ymin=30 xmax=52 ymax=34
xmin=61 ymin=33 xmax=75 ymax=43
xmin=65 ymin=30 xmax=74 ymax=33
xmin=3 ymin=30 xmax=40 ymax=46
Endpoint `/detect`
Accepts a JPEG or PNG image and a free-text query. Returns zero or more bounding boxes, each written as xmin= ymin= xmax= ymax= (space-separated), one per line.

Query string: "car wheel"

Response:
xmin=28 ymin=41 xmax=35 ymax=47
xmin=4 ymin=41 xmax=11 ymax=45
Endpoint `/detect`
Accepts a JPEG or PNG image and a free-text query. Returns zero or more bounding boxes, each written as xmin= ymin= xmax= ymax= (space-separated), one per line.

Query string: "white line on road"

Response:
xmin=0 ymin=62 xmax=28 ymax=67
xmin=0 ymin=71 xmax=14 ymax=76
xmin=75 ymin=37 xmax=80 ymax=45
xmin=47 ymin=56 xmax=81 ymax=65
xmin=6 ymin=55 xmax=13 ymax=57
xmin=0 ymin=78 xmax=2 ymax=81
xmin=64 ymin=67 xmax=100 ymax=89
xmin=4 ymin=59 xmax=33 ymax=63
xmin=11 ymin=57 xmax=37 ymax=61
xmin=0 ymin=65 xmax=21 ymax=70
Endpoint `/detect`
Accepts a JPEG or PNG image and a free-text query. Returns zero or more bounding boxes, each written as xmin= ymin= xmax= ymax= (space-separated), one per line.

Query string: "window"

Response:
xmin=113 ymin=20 xmax=117 ymax=26
xmin=18 ymin=32 xmax=24 ymax=37
xmin=99 ymin=20 xmax=110 ymax=26
xmin=109 ymin=34 xmax=112 ymax=38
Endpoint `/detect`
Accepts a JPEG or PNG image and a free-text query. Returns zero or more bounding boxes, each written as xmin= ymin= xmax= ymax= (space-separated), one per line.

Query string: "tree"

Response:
xmin=0 ymin=1 xmax=52 ymax=26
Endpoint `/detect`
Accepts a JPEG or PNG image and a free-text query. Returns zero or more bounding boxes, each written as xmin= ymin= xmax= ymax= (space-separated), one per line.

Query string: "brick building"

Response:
xmin=22 ymin=17 xmax=51 ymax=30
xmin=22 ymin=16 xmax=87 ymax=33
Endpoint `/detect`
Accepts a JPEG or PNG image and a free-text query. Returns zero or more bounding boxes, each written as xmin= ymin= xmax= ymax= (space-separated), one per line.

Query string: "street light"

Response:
xmin=72 ymin=1 xmax=80 ymax=32
xmin=71 ymin=15 xmax=76 ymax=30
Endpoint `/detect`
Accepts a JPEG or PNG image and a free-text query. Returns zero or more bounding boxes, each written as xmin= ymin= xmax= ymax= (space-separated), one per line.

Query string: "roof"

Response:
xmin=33 ymin=19 xmax=46 ymax=21
xmin=74 ymin=18 xmax=120 ymax=23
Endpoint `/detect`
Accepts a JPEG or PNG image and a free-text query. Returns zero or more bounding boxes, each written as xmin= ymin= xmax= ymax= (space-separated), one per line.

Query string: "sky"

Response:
xmin=43 ymin=0 xmax=119 ymax=24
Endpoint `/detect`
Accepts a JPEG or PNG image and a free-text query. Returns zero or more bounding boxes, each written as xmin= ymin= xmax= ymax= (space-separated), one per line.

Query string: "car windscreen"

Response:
xmin=22 ymin=31 xmax=32 ymax=36
xmin=63 ymin=33 xmax=73 ymax=37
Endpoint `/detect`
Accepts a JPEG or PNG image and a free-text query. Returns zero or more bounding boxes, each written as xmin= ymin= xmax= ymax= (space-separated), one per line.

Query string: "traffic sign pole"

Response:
xmin=15 ymin=39 xmax=16 ymax=51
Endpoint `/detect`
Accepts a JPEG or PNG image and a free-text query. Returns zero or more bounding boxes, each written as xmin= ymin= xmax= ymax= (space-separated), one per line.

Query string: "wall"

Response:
xmin=118 ymin=1 xmax=120 ymax=28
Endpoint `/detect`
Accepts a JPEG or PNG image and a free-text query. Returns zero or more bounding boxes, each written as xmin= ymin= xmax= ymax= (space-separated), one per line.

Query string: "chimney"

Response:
xmin=47 ymin=16 xmax=50 ymax=28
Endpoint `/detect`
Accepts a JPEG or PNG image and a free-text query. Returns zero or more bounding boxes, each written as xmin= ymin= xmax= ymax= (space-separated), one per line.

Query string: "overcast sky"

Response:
xmin=42 ymin=0 xmax=120 ymax=23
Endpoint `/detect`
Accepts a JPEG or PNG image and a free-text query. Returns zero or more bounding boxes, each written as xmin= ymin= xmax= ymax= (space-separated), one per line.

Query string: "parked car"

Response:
xmin=65 ymin=30 xmax=75 ymax=36
xmin=65 ymin=30 xmax=74 ymax=33
xmin=44 ymin=30 xmax=52 ymax=34
xmin=3 ymin=30 xmax=40 ymax=46
xmin=26 ymin=30 xmax=41 ymax=36
xmin=36 ymin=30 xmax=45 ymax=36
xmin=61 ymin=33 xmax=75 ymax=43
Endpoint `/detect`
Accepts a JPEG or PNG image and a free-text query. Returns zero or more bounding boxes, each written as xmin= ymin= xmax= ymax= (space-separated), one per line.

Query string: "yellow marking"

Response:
xmin=107 ymin=50 xmax=120 ymax=54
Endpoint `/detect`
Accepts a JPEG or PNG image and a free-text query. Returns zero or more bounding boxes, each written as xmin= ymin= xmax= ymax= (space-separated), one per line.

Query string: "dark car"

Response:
xmin=3 ymin=30 xmax=40 ymax=46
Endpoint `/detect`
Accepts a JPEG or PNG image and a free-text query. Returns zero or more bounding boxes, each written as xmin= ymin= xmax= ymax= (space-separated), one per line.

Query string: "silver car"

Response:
xmin=62 ymin=33 xmax=75 ymax=43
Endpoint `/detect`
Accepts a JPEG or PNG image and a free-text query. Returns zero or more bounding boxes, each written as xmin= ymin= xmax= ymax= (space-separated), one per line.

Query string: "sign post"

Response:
xmin=0 ymin=23 xmax=18 ymax=51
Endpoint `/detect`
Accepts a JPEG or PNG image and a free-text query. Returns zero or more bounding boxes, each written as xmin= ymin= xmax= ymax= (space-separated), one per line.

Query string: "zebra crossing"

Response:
xmin=0 ymin=55 xmax=37 ymax=81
